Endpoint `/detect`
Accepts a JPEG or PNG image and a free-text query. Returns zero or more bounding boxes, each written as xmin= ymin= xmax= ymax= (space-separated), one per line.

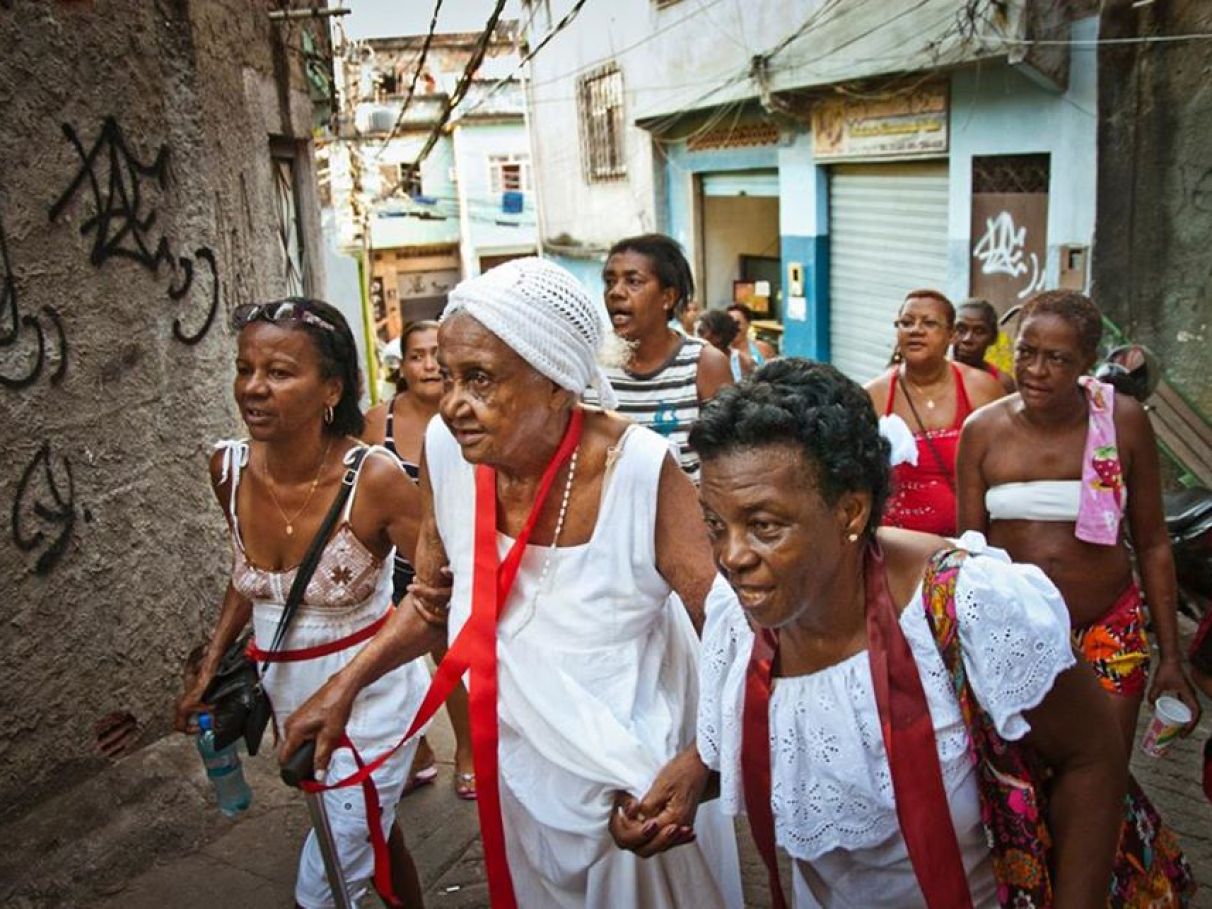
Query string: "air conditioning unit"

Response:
xmin=369 ymin=109 xmax=397 ymax=133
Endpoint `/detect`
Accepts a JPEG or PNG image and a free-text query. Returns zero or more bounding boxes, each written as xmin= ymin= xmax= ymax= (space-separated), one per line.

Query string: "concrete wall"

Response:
xmin=0 ymin=0 xmax=325 ymax=820
xmin=1095 ymin=0 xmax=1212 ymax=416
xmin=947 ymin=17 xmax=1099 ymax=304
xmin=452 ymin=120 xmax=538 ymax=277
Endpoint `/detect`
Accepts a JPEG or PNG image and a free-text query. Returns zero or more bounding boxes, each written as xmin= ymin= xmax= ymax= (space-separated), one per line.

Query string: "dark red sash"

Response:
xmin=739 ymin=542 xmax=973 ymax=909
xmin=865 ymin=542 xmax=973 ymax=908
xmin=741 ymin=624 xmax=787 ymax=909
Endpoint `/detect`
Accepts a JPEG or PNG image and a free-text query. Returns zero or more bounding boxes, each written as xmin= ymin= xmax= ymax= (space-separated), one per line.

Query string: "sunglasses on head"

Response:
xmin=232 ymin=301 xmax=337 ymax=333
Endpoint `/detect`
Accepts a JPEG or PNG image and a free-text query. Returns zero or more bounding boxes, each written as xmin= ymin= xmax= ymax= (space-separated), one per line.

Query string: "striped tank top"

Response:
xmin=597 ymin=336 xmax=705 ymax=480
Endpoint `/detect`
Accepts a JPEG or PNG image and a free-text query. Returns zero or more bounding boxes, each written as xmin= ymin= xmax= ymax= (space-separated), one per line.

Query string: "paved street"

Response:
xmin=88 ymin=627 xmax=1212 ymax=909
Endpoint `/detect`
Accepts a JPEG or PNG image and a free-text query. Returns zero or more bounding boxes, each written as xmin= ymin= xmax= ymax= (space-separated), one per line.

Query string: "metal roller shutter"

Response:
xmin=829 ymin=163 xmax=949 ymax=383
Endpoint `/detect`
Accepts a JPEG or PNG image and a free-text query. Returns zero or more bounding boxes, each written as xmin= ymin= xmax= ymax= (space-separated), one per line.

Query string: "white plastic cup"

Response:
xmin=1139 ymin=695 xmax=1192 ymax=758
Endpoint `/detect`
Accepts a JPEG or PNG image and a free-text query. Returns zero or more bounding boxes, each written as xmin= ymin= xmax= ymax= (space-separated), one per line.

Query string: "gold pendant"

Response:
xmin=286 ymin=524 xmax=294 ymax=535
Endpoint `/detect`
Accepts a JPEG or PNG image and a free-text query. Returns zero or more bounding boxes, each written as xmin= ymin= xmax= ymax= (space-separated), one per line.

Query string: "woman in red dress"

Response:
xmin=866 ymin=289 xmax=1005 ymax=536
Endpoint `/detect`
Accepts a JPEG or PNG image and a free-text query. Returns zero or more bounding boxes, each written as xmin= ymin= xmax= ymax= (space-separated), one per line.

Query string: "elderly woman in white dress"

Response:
xmin=622 ymin=359 xmax=1202 ymax=907
xmin=281 ymin=258 xmax=742 ymax=908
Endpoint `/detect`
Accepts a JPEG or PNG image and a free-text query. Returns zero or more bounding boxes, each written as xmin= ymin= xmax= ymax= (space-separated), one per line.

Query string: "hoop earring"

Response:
xmin=324 ymin=404 xmax=334 ymax=425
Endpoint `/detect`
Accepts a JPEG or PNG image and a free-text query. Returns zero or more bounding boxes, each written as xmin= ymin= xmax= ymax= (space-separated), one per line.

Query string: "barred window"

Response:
xmin=577 ymin=65 xmax=626 ymax=182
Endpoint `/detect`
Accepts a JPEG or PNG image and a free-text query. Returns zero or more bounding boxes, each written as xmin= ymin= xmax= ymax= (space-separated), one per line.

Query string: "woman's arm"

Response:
xmin=1119 ymin=397 xmax=1201 ymax=720
xmin=356 ymin=452 xmax=423 ymax=563
xmin=695 ymin=344 xmax=734 ymax=402
xmin=959 ymin=361 xmax=1008 ymax=409
xmin=955 ymin=416 xmax=992 ymax=535
xmin=174 ymin=580 xmax=252 ymax=733
xmin=609 ymin=454 xmax=718 ymax=856
xmin=174 ymin=449 xmax=254 ymax=733
xmin=1021 ymin=661 xmax=1128 ymax=908
xmin=278 ymin=449 xmax=448 ymax=775
xmin=655 ymin=454 xmax=715 ymax=633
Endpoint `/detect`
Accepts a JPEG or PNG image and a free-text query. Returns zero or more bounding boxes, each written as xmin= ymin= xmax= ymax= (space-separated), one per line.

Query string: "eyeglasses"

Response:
xmin=892 ymin=317 xmax=947 ymax=332
xmin=232 ymin=301 xmax=336 ymax=333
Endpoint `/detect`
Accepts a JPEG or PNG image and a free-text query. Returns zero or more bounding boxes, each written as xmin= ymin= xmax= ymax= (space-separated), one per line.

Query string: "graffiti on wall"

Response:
xmin=12 ymin=442 xmax=77 ymax=576
xmin=48 ymin=117 xmax=220 ymax=344
xmin=6 ymin=117 xmax=226 ymax=575
xmin=0 ymin=211 xmax=68 ymax=389
xmin=972 ymin=210 xmax=1046 ymax=300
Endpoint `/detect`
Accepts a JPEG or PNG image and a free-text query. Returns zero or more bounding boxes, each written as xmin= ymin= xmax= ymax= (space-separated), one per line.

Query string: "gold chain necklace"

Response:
xmin=901 ymin=366 xmax=948 ymax=410
xmin=262 ymin=437 xmax=333 ymax=536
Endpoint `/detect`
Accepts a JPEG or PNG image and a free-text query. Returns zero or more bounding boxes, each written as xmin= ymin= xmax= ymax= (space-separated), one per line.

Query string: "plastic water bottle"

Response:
xmin=196 ymin=713 xmax=252 ymax=818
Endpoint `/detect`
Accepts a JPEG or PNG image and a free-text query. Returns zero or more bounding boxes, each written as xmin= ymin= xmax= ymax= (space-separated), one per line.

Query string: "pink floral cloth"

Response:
xmin=1076 ymin=376 xmax=1125 ymax=546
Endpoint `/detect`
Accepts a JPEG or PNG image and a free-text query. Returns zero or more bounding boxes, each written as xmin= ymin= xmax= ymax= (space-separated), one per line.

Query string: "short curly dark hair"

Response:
xmin=689 ymin=358 xmax=891 ymax=534
xmin=607 ymin=233 xmax=694 ymax=317
xmin=1018 ymin=289 xmax=1102 ymax=358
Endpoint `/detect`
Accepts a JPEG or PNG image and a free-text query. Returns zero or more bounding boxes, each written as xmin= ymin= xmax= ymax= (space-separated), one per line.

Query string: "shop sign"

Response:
xmin=812 ymin=84 xmax=948 ymax=161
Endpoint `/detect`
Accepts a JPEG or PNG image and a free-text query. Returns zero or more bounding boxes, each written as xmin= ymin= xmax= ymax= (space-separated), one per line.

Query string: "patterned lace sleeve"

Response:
xmin=696 ymin=574 xmax=750 ymax=815
xmin=953 ymin=550 xmax=1076 ymax=741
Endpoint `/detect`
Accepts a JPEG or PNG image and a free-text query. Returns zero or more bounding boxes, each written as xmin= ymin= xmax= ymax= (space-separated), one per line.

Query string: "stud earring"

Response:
xmin=847 ymin=532 xmax=860 ymax=543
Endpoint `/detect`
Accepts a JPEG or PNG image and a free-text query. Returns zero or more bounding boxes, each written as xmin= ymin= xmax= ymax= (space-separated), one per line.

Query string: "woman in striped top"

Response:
xmin=595 ymin=234 xmax=732 ymax=480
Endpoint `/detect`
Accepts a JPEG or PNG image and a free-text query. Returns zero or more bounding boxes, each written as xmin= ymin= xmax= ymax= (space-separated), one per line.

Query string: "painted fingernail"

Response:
xmin=642 ymin=821 xmax=658 ymax=836
xmin=314 ymin=768 xmax=327 ymax=783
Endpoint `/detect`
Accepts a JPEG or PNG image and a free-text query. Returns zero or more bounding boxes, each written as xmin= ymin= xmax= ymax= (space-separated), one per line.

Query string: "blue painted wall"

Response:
xmin=547 ymin=252 xmax=606 ymax=299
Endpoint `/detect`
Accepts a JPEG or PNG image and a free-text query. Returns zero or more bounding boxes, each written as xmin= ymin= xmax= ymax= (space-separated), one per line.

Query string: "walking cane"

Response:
xmin=281 ymin=740 xmax=355 ymax=909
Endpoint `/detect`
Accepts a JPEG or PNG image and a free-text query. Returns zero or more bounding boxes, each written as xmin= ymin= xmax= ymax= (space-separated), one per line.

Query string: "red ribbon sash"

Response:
xmin=740 ymin=543 xmax=974 ymax=909
xmin=306 ymin=409 xmax=585 ymax=909
xmin=864 ymin=542 xmax=973 ymax=909
xmin=246 ymin=610 xmax=390 ymax=663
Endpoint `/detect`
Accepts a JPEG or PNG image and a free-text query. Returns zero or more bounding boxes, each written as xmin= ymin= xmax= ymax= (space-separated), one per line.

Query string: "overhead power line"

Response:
xmin=383 ymin=0 xmax=509 ymax=200
xmin=458 ymin=0 xmax=593 ymax=119
xmin=374 ymin=0 xmax=445 ymax=158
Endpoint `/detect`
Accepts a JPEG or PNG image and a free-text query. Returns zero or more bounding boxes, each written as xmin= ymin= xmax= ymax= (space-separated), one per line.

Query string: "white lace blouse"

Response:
xmin=697 ymin=534 xmax=1075 ymax=908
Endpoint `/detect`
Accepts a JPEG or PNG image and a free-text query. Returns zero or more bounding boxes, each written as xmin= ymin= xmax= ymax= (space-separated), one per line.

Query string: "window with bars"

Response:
xmin=972 ymin=154 xmax=1050 ymax=194
xmin=577 ymin=65 xmax=626 ymax=183
xmin=272 ymin=154 xmax=306 ymax=296
xmin=488 ymin=153 xmax=531 ymax=194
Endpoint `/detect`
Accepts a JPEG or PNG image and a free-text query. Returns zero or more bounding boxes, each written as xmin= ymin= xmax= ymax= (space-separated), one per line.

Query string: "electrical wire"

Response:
xmin=526 ymin=0 xmax=730 ymax=89
xmin=373 ymin=0 xmax=445 ymax=159
xmin=459 ymin=0 xmax=594 ymax=119
xmin=986 ymin=32 xmax=1212 ymax=47
xmin=379 ymin=0 xmax=510 ymax=201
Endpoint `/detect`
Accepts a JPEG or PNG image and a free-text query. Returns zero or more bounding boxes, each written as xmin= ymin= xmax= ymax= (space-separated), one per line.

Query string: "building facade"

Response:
xmin=524 ymin=0 xmax=1099 ymax=382
xmin=0 ymin=0 xmax=329 ymax=836
xmin=327 ymin=25 xmax=538 ymax=348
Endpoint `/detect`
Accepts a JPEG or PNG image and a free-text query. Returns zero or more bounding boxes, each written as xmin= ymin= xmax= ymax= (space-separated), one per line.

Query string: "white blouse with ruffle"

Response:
xmin=697 ymin=534 xmax=1075 ymax=908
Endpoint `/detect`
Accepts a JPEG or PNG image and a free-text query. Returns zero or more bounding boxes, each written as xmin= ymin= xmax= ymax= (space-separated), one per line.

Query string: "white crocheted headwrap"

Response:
xmin=441 ymin=257 xmax=619 ymax=409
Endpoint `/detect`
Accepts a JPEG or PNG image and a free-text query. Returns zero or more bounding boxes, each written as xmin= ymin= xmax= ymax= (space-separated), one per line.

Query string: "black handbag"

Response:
xmin=203 ymin=449 xmax=367 ymax=754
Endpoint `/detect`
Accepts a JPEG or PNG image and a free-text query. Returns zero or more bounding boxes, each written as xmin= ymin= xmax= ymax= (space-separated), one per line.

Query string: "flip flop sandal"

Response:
xmin=454 ymin=770 xmax=477 ymax=801
xmin=402 ymin=764 xmax=437 ymax=797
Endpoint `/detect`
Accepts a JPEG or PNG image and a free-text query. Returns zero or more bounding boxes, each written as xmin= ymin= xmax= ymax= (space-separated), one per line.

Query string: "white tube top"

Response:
xmin=986 ymin=480 xmax=1082 ymax=522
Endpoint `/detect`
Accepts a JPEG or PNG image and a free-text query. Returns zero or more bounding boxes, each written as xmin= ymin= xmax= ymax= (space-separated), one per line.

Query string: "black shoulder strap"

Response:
xmin=260 ymin=447 xmax=369 ymax=670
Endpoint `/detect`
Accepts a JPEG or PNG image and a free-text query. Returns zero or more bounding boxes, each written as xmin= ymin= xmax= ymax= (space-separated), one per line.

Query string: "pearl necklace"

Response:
xmin=534 ymin=444 xmax=579 ymax=590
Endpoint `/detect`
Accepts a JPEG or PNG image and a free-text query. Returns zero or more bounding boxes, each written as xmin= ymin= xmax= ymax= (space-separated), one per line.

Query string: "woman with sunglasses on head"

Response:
xmin=365 ymin=320 xmax=477 ymax=801
xmin=173 ymin=298 xmax=436 ymax=909
xmin=957 ymin=290 xmax=1201 ymax=756
xmin=866 ymin=289 xmax=1006 ymax=536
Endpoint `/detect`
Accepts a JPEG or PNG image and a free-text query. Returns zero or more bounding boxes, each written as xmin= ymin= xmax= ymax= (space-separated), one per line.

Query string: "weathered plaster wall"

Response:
xmin=1095 ymin=0 xmax=1212 ymax=415
xmin=0 ymin=0 xmax=324 ymax=821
